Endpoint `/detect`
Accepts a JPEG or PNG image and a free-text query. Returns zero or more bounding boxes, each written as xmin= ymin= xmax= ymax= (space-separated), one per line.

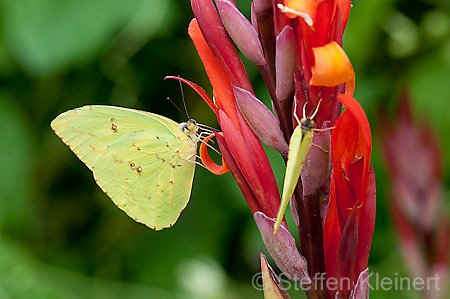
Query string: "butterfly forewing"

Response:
xmin=51 ymin=105 xmax=197 ymax=230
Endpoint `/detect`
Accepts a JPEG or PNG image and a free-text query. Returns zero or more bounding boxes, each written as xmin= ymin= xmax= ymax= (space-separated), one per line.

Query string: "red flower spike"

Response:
xmin=199 ymin=133 xmax=229 ymax=175
xmin=379 ymin=93 xmax=449 ymax=298
xmin=182 ymin=1 xmax=378 ymax=298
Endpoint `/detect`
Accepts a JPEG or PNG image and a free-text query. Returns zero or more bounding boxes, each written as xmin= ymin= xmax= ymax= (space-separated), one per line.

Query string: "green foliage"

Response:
xmin=1 ymin=0 xmax=169 ymax=75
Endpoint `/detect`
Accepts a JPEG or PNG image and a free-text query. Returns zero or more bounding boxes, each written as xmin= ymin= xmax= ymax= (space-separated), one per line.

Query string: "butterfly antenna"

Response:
xmin=178 ymin=77 xmax=190 ymax=120
xmin=166 ymin=97 xmax=186 ymax=118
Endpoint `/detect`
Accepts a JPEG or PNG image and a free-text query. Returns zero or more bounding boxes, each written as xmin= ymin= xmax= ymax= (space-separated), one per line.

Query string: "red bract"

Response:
xmin=324 ymin=94 xmax=376 ymax=298
xmin=183 ymin=18 xmax=282 ymax=219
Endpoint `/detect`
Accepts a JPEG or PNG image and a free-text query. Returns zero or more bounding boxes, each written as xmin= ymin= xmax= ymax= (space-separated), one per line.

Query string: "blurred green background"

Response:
xmin=0 ymin=0 xmax=449 ymax=298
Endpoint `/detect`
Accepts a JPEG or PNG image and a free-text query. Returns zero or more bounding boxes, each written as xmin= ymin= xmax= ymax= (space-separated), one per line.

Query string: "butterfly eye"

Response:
xmin=187 ymin=119 xmax=197 ymax=132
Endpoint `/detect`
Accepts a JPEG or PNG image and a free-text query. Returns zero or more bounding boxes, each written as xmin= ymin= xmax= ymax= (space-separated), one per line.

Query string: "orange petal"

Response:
xmin=310 ymin=41 xmax=355 ymax=87
xmin=199 ymin=133 xmax=229 ymax=175
xmin=188 ymin=18 xmax=240 ymax=129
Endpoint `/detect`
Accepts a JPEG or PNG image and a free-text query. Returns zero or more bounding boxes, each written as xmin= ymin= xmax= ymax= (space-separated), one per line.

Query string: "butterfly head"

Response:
xmin=179 ymin=119 xmax=198 ymax=133
xmin=178 ymin=119 xmax=199 ymax=145
xmin=187 ymin=119 xmax=198 ymax=132
xmin=178 ymin=119 xmax=199 ymax=139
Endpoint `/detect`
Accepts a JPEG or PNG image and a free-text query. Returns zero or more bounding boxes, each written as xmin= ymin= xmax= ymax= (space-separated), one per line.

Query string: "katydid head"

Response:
xmin=300 ymin=116 xmax=315 ymax=131
xmin=298 ymin=99 xmax=322 ymax=132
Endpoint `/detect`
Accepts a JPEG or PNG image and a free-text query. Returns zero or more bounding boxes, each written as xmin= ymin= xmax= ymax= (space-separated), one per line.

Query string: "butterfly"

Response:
xmin=51 ymin=105 xmax=200 ymax=230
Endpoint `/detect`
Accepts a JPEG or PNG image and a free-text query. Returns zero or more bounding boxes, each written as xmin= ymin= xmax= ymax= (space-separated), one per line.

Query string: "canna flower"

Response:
xmin=176 ymin=1 xmax=376 ymax=298
xmin=379 ymin=92 xmax=450 ymax=299
xmin=323 ymin=94 xmax=376 ymax=298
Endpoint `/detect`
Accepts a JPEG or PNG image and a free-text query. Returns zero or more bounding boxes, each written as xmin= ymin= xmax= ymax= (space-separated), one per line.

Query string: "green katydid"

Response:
xmin=274 ymin=99 xmax=322 ymax=234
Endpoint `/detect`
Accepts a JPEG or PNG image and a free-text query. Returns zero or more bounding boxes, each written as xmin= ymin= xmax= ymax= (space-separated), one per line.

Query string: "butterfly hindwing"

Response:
xmin=93 ymin=130 xmax=196 ymax=229
xmin=51 ymin=105 xmax=197 ymax=230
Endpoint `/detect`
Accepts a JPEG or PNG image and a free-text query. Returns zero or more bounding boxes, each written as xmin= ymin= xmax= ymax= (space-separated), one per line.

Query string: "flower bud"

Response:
xmin=275 ymin=25 xmax=297 ymax=102
xmin=234 ymin=86 xmax=289 ymax=156
xmin=254 ymin=211 xmax=312 ymax=286
xmin=217 ymin=0 xmax=267 ymax=66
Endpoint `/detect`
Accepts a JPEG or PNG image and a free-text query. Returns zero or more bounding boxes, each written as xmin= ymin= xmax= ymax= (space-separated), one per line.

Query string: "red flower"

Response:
xmin=323 ymin=94 xmax=376 ymax=298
